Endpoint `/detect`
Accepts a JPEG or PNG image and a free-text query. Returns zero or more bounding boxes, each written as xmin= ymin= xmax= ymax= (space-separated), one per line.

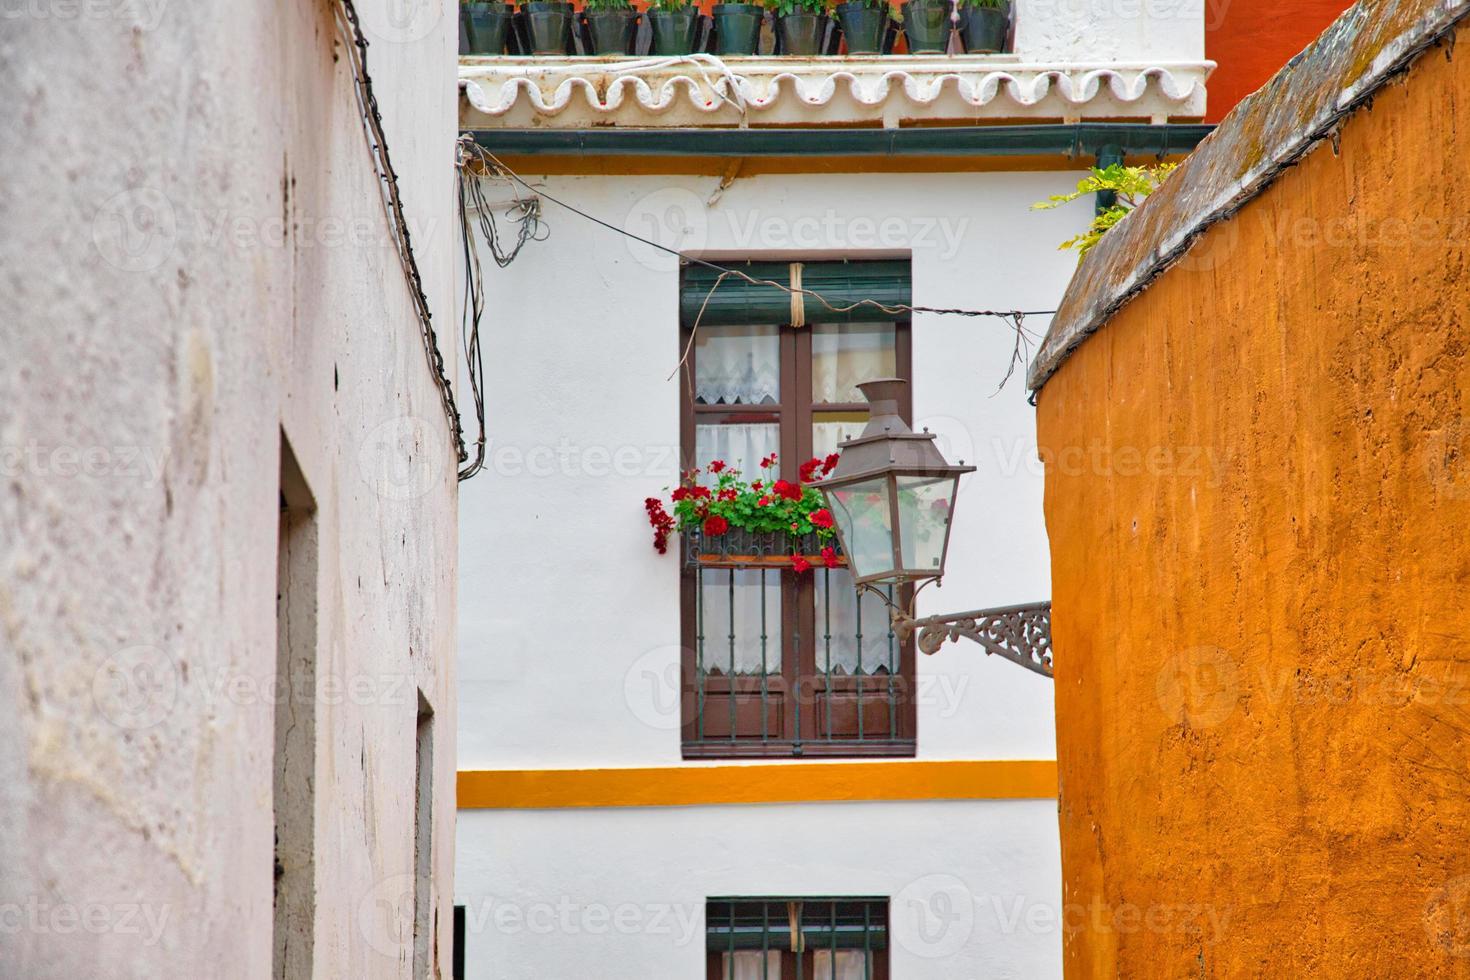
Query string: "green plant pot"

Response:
xmin=648 ymin=8 xmax=700 ymax=54
xmin=462 ymin=2 xmax=515 ymax=54
xmin=584 ymin=8 xmax=637 ymax=54
xmin=712 ymin=3 xmax=763 ymax=55
xmin=901 ymin=0 xmax=952 ymax=53
xmin=960 ymin=3 xmax=1007 ymax=52
xmin=523 ymin=1 xmax=573 ymax=54
xmin=775 ymin=12 xmax=825 ymax=54
xmin=834 ymin=1 xmax=886 ymax=53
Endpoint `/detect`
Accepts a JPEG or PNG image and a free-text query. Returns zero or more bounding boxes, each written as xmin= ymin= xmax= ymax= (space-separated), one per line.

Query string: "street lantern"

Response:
xmin=819 ymin=377 xmax=1054 ymax=679
xmin=819 ymin=378 xmax=974 ymax=587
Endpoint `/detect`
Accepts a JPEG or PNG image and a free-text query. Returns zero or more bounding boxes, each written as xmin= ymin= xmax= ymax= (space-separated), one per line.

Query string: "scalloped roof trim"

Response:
xmin=460 ymin=57 xmax=1212 ymax=117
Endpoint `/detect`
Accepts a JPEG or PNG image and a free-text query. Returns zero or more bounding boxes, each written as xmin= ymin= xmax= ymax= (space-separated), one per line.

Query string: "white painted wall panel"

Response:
xmin=457 ymin=169 xmax=1089 ymax=976
xmin=460 ymin=170 xmax=1087 ymax=768
xmin=457 ymin=801 xmax=1064 ymax=980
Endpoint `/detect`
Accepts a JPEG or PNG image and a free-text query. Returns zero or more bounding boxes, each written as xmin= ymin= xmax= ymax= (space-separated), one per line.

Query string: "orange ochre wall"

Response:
xmin=1036 ymin=28 xmax=1470 ymax=980
xmin=1205 ymin=0 xmax=1354 ymax=120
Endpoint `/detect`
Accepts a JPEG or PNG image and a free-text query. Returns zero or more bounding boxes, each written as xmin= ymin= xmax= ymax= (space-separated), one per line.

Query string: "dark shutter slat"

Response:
xmin=681 ymin=261 xmax=912 ymax=327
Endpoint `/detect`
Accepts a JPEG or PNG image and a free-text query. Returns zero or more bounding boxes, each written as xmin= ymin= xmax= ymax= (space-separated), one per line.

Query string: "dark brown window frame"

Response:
xmin=679 ymin=319 xmax=916 ymax=759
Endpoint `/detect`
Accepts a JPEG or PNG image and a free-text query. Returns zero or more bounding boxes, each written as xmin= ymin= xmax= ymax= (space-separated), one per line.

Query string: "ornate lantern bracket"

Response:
xmin=817 ymin=377 xmax=1053 ymax=681
xmin=891 ymin=600 xmax=1053 ymax=679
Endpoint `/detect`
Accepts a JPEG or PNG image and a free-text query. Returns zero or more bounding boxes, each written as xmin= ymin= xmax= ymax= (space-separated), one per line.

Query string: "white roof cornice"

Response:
xmin=460 ymin=54 xmax=1214 ymax=128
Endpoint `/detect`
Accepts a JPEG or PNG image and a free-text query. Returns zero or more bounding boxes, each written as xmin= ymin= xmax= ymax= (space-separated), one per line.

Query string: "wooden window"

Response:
xmin=679 ymin=270 xmax=916 ymax=758
xmin=705 ymin=898 xmax=890 ymax=980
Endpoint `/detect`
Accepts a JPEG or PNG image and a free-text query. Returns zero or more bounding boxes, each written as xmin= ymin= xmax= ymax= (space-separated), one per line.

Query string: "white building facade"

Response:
xmin=456 ymin=4 xmax=1212 ymax=976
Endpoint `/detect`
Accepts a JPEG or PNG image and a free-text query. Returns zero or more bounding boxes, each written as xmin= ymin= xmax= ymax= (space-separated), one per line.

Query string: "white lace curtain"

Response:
xmin=720 ymin=949 xmax=866 ymax=979
xmin=812 ymin=950 xmax=868 ymax=979
xmin=695 ymin=322 xmax=894 ymax=406
xmin=700 ymin=568 xmax=782 ymax=674
xmin=696 ymin=324 xmax=780 ymax=405
xmin=812 ymin=323 xmax=895 ymax=403
xmin=722 ymin=951 xmax=781 ymax=979
xmin=814 ymin=569 xmax=894 ymax=675
xmin=696 ymin=423 xmax=779 ymax=478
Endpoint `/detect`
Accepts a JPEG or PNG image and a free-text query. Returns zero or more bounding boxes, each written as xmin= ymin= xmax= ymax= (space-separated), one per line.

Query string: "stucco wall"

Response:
xmin=456 ymin=169 xmax=1089 ymax=976
xmin=458 ymin=801 xmax=1062 ymax=979
xmin=459 ymin=170 xmax=1078 ymax=770
xmin=1036 ymin=29 xmax=1470 ymax=978
xmin=1 ymin=1 xmax=459 ymax=976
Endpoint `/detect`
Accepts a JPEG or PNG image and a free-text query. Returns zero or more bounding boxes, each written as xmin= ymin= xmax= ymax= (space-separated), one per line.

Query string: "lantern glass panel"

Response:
xmin=895 ymin=474 xmax=957 ymax=575
xmin=828 ymin=477 xmax=894 ymax=580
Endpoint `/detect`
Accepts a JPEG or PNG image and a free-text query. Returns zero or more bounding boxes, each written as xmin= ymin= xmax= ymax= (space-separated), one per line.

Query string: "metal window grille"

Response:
xmin=706 ymin=898 xmax=889 ymax=980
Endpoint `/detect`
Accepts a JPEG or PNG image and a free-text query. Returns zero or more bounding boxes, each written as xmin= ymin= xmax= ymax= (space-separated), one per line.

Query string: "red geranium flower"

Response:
xmin=645 ymin=498 xmax=675 ymax=554
xmin=822 ymin=453 xmax=840 ymax=474
xmin=717 ymin=488 xmax=738 ymax=502
xmin=791 ymin=554 xmax=811 ymax=573
xmin=772 ymin=479 xmax=803 ymax=502
xmin=799 ymin=457 xmax=823 ymax=483
xmin=820 ymin=546 xmax=839 ymax=569
xmin=759 ymin=453 xmax=778 ymax=469
xmin=751 ymin=481 xmax=764 ymax=493
xmin=757 ymin=495 xmax=772 ymax=507
xmin=690 ymin=485 xmax=711 ymax=499
xmin=809 ymin=508 xmax=834 ymax=530
xmin=709 ymin=460 xmax=727 ymax=473
xmin=702 ymin=515 xmax=729 ymax=536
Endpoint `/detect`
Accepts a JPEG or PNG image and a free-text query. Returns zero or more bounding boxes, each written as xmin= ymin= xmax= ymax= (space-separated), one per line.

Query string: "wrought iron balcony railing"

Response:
xmin=682 ymin=531 xmax=915 ymax=758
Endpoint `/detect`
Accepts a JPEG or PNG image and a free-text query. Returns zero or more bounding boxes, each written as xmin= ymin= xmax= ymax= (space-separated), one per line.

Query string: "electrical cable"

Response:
xmin=335 ymin=0 xmax=482 ymax=478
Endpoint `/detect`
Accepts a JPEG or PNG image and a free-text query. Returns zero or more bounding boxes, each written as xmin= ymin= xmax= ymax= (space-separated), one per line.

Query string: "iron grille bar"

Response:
xmin=728 ymin=568 xmax=736 ymax=743
xmin=855 ymin=587 xmax=864 ymax=742
xmin=697 ymin=567 xmax=706 ymax=741
xmin=886 ymin=585 xmax=896 ymax=738
xmin=760 ymin=567 xmax=769 ymax=743
xmin=687 ymin=532 xmax=920 ymax=755
xmin=823 ymin=567 xmax=832 ymax=741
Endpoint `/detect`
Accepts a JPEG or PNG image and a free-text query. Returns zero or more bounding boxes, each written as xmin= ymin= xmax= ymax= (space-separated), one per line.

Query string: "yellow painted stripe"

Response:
xmin=457 ymin=760 xmax=1056 ymax=810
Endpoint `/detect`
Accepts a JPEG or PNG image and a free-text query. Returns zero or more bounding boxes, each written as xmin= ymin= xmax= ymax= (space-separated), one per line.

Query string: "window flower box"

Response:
xmin=644 ymin=453 xmax=845 ymax=572
xmin=684 ymin=528 xmax=846 ymax=569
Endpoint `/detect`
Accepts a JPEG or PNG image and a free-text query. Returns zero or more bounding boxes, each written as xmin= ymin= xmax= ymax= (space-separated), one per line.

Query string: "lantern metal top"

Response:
xmin=824 ymin=379 xmax=976 ymax=486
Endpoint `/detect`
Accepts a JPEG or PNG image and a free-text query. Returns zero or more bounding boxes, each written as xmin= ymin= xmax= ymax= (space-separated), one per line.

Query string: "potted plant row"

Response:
xmin=643 ymin=453 xmax=846 ymax=572
xmin=898 ymin=0 xmax=1008 ymax=53
xmin=460 ymin=0 xmax=1009 ymax=56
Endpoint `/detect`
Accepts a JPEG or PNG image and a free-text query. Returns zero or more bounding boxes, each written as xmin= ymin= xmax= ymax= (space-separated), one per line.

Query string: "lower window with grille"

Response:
xmin=706 ymin=897 xmax=889 ymax=980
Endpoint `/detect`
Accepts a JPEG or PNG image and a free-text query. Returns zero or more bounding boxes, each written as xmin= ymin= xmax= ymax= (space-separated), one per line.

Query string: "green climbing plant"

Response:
xmin=1032 ymin=162 xmax=1178 ymax=259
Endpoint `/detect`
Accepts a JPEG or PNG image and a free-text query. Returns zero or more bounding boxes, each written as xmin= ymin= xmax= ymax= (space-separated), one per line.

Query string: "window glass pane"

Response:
xmin=722 ymin=951 xmax=782 ymax=979
xmin=697 ymin=421 xmax=779 ymax=483
xmin=812 ymin=950 xmax=868 ymax=980
xmin=812 ymin=322 xmax=896 ymax=404
xmin=696 ymin=324 xmax=780 ymax=406
xmin=814 ymin=568 xmax=893 ymax=675
xmin=895 ymin=475 xmax=956 ymax=573
xmin=700 ymin=568 xmax=782 ymax=674
xmin=813 ymin=411 xmax=867 ymax=459
xmin=828 ymin=479 xmax=893 ymax=581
